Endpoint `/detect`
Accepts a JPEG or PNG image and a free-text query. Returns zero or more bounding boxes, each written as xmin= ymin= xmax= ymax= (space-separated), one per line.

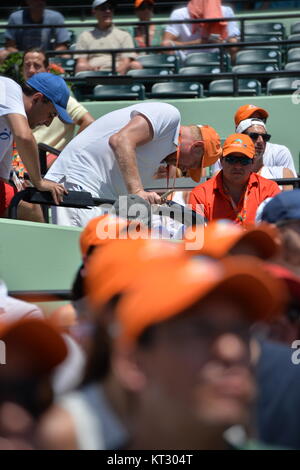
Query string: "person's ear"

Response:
xmin=190 ymin=140 xmax=204 ymax=156
xmin=220 ymin=156 xmax=225 ymax=169
xmin=111 ymin=345 xmax=147 ymax=393
xmin=32 ymin=92 xmax=43 ymax=104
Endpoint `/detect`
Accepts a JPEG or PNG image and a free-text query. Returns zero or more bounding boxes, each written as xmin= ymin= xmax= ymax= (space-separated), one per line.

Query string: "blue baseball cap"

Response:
xmin=26 ymin=72 xmax=73 ymax=124
xmin=261 ymin=190 xmax=300 ymax=224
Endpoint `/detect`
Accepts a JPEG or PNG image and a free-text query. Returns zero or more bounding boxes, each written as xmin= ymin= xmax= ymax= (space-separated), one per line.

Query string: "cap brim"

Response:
xmin=223 ymin=148 xmax=254 ymax=159
xmin=54 ymin=103 xmax=74 ymax=124
xmin=116 ymin=256 xmax=285 ymax=344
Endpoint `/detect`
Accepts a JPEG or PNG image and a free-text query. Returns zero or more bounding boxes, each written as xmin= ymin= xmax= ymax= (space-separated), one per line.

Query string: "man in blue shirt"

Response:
xmin=1 ymin=0 xmax=70 ymax=63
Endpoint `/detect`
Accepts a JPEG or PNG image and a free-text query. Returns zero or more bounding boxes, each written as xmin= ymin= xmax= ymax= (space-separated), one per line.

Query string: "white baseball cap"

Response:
xmin=92 ymin=0 xmax=112 ymax=8
xmin=236 ymin=118 xmax=267 ymax=134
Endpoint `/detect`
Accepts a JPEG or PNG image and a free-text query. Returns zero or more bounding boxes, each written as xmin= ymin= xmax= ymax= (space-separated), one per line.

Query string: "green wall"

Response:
xmin=0 ymin=218 xmax=81 ymax=292
xmin=84 ymin=95 xmax=300 ymax=172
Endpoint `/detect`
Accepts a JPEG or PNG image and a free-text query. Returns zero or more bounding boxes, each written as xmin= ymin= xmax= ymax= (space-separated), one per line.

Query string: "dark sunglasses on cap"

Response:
xmin=224 ymin=156 xmax=253 ymax=166
xmin=246 ymin=132 xmax=271 ymax=142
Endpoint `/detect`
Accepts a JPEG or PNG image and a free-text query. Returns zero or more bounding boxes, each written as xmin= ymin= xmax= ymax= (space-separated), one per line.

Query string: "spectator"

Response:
xmin=45 ymin=102 xmax=222 ymax=227
xmin=214 ymin=117 xmax=295 ymax=189
xmin=36 ymin=238 xmax=186 ymax=450
xmin=162 ymin=0 xmax=240 ymax=62
xmin=134 ymin=0 xmax=156 ymax=47
xmin=75 ymin=0 xmax=142 ymax=75
xmin=0 ymin=72 xmax=71 ymax=217
xmin=0 ymin=317 xmax=67 ymax=449
xmin=189 ymin=134 xmax=280 ymax=225
xmin=233 ymin=104 xmax=297 ymax=176
xmin=261 ymin=190 xmax=300 ymax=277
xmin=1 ymin=1 xmax=70 ymax=64
xmin=184 ymin=219 xmax=300 ymax=449
xmin=22 ymin=48 xmax=94 ymax=154
xmin=109 ymin=255 xmax=283 ymax=449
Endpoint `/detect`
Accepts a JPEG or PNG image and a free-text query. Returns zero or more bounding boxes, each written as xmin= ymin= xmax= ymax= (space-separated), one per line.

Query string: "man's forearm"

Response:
xmin=109 ymin=134 xmax=143 ymax=194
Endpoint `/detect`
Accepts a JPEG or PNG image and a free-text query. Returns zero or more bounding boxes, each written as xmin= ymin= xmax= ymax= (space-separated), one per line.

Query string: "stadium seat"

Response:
xmin=184 ymin=51 xmax=230 ymax=70
xmin=137 ymin=54 xmax=178 ymax=71
xmin=244 ymin=22 xmax=285 ymax=37
xmin=93 ymin=84 xmax=145 ymax=100
xmin=232 ymin=64 xmax=278 ymax=73
xmin=127 ymin=68 xmax=172 ymax=77
xmin=179 ymin=65 xmax=221 ymax=75
xmin=267 ymin=77 xmax=300 ymax=95
xmin=236 ymin=49 xmax=281 ymax=67
xmin=243 ymin=35 xmax=281 ymax=50
xmin=287 ymin=34 xmax=300 ymax=49
xmin=291 ymin=22 xmax=300 ymax=35
xmin=285 ymin=62 xmax=300 ymax=71
xmin=287 ymin=48 xmax=300 ymax=62
xmin=73 ymin=71 xmax=112 ymax=100
xmin=208 ymin=79 xmax=262 ymax=96
xmin=150 ymin=81 xmax=204 ymax=98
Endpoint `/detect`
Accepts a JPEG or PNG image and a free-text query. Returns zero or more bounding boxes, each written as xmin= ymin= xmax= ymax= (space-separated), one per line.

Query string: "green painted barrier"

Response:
xmin=0 ymin=218 xmax=81 ymax=292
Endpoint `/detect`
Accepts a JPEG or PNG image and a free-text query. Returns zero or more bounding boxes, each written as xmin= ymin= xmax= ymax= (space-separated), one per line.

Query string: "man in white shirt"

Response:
xmin=0 ymin=72 xmax=73 ymax=211
xmin=234 ymin=104 xmax=297 ymax=176
xmin=45 ymin=102 xmax=222 ymax=227
xmin=213 ymin=104 xmax=297 ymax=178
xmin=162 ymin=2 xmax=240 ymax=61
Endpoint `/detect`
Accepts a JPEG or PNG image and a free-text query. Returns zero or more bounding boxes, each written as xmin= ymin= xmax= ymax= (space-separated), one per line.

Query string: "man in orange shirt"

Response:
xmin=189 ymin=133 xmax=280 ymax=226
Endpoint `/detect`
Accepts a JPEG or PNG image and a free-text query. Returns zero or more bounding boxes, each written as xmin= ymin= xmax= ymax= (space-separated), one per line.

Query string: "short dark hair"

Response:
xmin=22 ymin=47 xmax=49 ymax=69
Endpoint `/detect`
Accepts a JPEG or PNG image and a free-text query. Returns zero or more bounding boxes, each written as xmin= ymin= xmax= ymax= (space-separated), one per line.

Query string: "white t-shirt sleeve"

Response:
xmin=165 ymin=9 xmax=183 ymax=38
xmin=275 ymin=146 xmax=297 ymax=176
xmin=222 ymin=6 xmax=240 ymax=38
xmin=0 ymin=78 xmax=26 ymax=119
xmin=130 ymin=102 xmax=181 ymax=143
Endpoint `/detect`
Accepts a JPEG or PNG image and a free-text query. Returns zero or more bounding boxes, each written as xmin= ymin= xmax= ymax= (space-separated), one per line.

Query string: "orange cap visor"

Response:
xmin=115 ymin=255 xmax=286 ymax=344
xmin=189 ymin=125 xmax=222 ymax=182
xmin=222 ymin=133 xmax=255 ymax=159
xmin=234 ymin=104 xmax=269 ymax=127
xmin=184 ymin=220 xmax=280 ymax=259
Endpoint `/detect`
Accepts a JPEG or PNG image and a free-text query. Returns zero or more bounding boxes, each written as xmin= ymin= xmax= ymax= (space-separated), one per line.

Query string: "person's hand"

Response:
xmin=35 ymin=179 xmax=67 ymax=205
xmin=135 ymin=189 xmax=161 ymax=204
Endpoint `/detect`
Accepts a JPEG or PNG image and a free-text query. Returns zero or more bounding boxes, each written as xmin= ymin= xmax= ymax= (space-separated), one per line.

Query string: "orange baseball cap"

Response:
xmin=184 ymin=220 xmax=280 ymax=259
xmin=115 ymin=255 xmax=285 ymax=344
xmin=80 ymin=214 xmax=138 ymax=258
xmin=222 ymin=133 xmax=255 ymax=159
xmin=189 ymin=125 xmax=222 ymax=182
xmin=234 ymin=104 xmax=269 ymax=127
xmin=85 ymin=238 xmax=186 ymax=310
xmin=135 ymin=0 xmax=154 ymax=6
xmin=0 ymin=318 xmax=68 ymax=374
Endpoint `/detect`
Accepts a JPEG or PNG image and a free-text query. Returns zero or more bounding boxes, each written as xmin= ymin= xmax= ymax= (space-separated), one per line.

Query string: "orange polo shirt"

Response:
xmin=189 ymin=171 xmax=280 ymax=226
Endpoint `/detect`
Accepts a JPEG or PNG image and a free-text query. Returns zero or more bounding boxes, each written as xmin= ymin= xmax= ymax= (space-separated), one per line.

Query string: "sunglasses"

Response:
xmin=224 ymin=156 xmax=253 ymax=166
xmin=246 ymin=132 xmax=271 ymax=142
